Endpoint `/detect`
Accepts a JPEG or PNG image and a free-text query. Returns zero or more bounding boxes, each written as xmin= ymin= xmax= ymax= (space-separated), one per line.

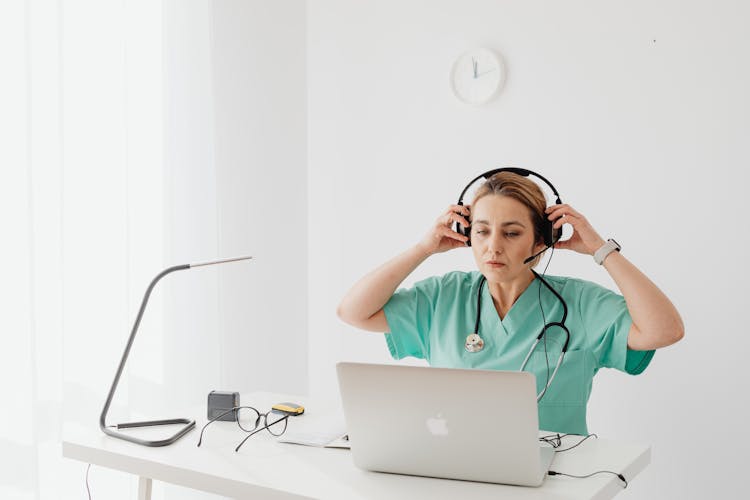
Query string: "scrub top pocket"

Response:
xmin=528 ymin=348 xmax=591 ymax=406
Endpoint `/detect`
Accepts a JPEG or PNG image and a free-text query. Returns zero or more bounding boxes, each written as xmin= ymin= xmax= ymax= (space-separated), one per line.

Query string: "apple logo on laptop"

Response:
xmin=426 ymin=413 xmax=449 ymax=436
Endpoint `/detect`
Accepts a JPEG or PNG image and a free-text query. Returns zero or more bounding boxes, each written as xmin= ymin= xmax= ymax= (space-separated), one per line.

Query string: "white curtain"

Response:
xmin=0 ymin=1 xmax=224 ymax=498
xmin=1 ymin=1 xmax=306 ymax=497
xmin=1 ymin=1 xmax=67 ymax=498
xmin=0 ymin=1 xmax=48 ymax=497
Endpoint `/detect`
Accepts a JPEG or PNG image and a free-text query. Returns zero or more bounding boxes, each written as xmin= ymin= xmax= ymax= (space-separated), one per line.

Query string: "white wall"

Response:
xmin=308 ymin=1 xmax=749 ymax=499
xmin=161 ymin=0 xmax=308 ymax=409
xmin=210 ymin=0 xmax=308 ymax=398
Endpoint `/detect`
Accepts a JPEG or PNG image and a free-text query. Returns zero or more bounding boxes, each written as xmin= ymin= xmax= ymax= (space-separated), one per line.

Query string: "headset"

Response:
xmin=454 ymin=167 xmax=563 ymax=260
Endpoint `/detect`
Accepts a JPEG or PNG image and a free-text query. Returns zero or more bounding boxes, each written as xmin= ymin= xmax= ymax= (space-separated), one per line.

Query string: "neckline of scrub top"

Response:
xmin=479 ymin=273 xmax=544 ymax=338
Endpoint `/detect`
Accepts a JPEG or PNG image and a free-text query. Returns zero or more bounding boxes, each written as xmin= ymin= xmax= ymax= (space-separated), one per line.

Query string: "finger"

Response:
xmin=547 ymin=204 xmax=584 ymax=221
xmin=553 ymin=216 xmax=578 ymax=229
xmin=447 ymin=204 xmax=471 ymax=217
xmin=546 ymin=204 xmax=571 ymax=216
xmin=546 ymin=203 xmax=572 ymax=213
xmin=555 ymin=213 xmax=589 ymax=230
xmin=548 ymin=210 xmax=581 ymax=226
xmin=444 ymin=211 xmax=470 ymax=229
xmin=440 ymin=225 xmax=469 ymax=242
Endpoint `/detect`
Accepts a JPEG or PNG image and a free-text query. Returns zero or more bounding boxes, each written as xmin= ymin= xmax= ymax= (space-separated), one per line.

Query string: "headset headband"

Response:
xmin=457 ymin=167 xmax=562 ymax=206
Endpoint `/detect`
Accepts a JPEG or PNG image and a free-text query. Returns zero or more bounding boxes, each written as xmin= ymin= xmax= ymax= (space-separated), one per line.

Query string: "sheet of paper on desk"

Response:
xmin=276 ymin=414 xmax=350 ymax=449
xmin=278 ymin=430 xmax=350 ymax=448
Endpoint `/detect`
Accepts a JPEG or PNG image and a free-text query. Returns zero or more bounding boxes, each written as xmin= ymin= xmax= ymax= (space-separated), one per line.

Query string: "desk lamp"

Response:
xmin=99 ymin=256 xmax=252 ymax=447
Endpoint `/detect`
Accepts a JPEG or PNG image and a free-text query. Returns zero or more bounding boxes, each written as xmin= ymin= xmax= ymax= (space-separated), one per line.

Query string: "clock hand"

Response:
xmin=476 ymin=68 xmax=497 ymax=78
xmin=472 ymin=57 xmax=478 ymax=78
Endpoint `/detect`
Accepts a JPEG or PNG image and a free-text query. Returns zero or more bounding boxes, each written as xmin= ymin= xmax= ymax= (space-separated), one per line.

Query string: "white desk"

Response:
xmin=63 ymin=392 xmax=650 ymax=500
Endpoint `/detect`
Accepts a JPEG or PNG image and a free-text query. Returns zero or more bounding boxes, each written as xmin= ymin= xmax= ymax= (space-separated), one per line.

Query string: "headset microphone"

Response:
xmin=524 ymin=245 xmax=552 ymax=265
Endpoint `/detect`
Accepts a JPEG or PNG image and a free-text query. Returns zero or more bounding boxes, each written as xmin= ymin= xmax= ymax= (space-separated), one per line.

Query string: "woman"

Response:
xmin=337 ymin=171 xmax=684 ymax=435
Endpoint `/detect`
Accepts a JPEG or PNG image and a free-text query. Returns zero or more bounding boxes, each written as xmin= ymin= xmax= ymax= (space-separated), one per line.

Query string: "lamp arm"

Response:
xmin=98 ymin=264 xmax=190 ymax=442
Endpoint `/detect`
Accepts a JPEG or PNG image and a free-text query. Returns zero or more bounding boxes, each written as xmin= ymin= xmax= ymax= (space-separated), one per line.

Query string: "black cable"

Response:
xmin=86 ymin=463 xmax=92 ymax=500
xmin=555 ymin=433 xmax=598 ymax=452
xmin=532 ymin=242 xmax=622 ymax=490
xmin=536 ymin=246 xmax=554 ymax=401
xmin=539 ymin=432 xmax=597 ymax=451
xmin=539 ymin=433 xmax=562 ymax=448
xmin=529 ymin=260 xmax=570 ymax=398
xmin=532 ymin=262 xmax=567 ymax=326
xmin=548 ymin=470 xmax=628 ymax=488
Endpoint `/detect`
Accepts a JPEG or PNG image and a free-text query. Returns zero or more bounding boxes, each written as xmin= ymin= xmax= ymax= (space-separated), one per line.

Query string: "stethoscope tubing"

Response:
xmin=471 ymin=272 xmax=570 ymax=402
xmin=520 ymin=336 xmax=564 ymax=402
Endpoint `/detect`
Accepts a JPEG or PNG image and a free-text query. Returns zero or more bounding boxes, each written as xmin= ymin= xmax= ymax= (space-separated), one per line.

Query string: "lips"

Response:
xmin=486 ymin=261 xmax=505 ymax=267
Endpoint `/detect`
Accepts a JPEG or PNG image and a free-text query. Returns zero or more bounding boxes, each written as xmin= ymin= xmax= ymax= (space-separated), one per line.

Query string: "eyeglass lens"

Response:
xmin=235 ymin=407 xmax=288 ymax=436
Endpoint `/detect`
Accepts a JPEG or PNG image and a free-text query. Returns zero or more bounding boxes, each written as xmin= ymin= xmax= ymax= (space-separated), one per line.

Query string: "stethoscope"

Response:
xmin=465 ymin=270 xmax=570 ymax=402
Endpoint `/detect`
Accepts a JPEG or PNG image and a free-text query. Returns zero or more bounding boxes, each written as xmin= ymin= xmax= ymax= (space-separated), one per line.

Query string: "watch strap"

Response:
xmin=594 ymin=239 xmax=621 ymax=265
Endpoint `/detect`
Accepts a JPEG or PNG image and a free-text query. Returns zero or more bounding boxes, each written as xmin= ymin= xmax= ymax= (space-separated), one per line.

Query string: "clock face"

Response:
xmin=450 ymin=48 xmax=505 ymax=105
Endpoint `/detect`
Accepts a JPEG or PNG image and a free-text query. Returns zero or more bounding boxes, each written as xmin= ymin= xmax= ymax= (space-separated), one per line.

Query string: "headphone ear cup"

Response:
xmin=454 ymin=222 xmax=472 ymax=246
xmin=541 ymin=218 xmax=555 ymax=247
xmin=543 ymin=218 xmax=563 ymax=247
xmin=553 ymin=224 xmax=562 ymax=245
xmin=544 ymin=204 xmax=564 ymax=247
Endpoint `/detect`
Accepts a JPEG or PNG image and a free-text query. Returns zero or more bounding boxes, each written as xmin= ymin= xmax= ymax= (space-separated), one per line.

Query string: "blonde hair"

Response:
xmin=470 ymin=171 xmax=548 ymax=268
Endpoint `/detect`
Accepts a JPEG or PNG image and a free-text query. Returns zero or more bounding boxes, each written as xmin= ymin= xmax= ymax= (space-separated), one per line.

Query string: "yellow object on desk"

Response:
xmin=272 ymin=402 xmax=305 ymax=416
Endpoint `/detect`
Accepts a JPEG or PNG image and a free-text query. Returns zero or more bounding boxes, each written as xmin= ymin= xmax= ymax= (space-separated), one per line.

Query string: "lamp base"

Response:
xmin=102 ymin=418 xmax=196 ymax=447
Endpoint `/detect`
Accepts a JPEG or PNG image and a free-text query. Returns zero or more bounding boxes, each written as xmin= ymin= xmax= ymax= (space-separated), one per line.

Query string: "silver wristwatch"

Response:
xmin=593 ymin=238 xmax=621 ymax=265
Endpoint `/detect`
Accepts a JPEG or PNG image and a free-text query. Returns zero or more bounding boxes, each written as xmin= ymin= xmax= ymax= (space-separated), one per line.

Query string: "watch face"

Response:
xmin=450 ymin=48 xmax=505 ymax=105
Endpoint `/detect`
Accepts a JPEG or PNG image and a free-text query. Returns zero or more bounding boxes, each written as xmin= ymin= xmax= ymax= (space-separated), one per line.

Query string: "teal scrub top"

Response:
xmin=383 ymin=271 xmax=654 ymax=435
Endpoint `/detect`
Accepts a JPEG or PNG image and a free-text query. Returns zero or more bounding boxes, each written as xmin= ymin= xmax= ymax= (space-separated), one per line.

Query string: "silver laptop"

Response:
xmin=336 ymin=362 xmax=555 ymax=487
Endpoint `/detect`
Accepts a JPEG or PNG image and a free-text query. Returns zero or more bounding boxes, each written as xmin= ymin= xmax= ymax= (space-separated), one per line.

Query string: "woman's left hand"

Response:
xmin=545 ymin=204 xmax=606 ymax=256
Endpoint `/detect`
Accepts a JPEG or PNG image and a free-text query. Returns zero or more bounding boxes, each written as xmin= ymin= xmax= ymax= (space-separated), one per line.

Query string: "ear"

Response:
xmin=532 ymin=239 xmax=547 ymax=255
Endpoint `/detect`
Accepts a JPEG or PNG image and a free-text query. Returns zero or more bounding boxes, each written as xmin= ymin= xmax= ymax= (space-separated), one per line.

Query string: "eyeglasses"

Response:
xmin=197 ymin=406 xmax=290 ymax=452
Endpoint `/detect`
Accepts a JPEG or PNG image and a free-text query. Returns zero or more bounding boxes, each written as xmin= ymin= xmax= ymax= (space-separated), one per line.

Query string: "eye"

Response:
xmin=505 ymin=232 xmax=519 ymax=238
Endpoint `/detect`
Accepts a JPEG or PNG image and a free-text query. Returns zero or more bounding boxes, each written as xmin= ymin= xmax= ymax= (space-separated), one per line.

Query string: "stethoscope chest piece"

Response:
xmin=465 ymin=333 xmax=484 ymax=353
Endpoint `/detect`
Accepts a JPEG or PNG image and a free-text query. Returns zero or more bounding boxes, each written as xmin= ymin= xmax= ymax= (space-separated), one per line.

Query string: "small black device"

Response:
xmin=454 ymin=167 xmax=563 ymax=251
xmin=208 ymin=391 xmax=241 ymax=422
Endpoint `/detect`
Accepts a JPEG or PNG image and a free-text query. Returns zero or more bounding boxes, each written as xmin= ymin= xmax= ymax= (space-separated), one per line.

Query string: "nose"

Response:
xmin=486 ymin=230 xmax=504 ymax=254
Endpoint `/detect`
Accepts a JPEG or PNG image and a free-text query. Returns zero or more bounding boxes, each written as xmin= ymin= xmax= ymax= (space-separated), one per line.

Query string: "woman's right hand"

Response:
xmin=416 ymin=205 xmax=471 ymax=256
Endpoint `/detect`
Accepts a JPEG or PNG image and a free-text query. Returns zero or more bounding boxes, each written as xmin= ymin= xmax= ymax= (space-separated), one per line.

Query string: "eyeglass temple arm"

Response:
xmin=234 ymin=415 xmax=290 ymax=452
xmin=197 ymin=406 xmax=257 ymax=447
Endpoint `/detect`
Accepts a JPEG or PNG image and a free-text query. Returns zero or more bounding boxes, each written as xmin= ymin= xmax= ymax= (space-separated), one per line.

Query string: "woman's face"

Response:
xmin=470 ymin=194 xmax=545 ymax=283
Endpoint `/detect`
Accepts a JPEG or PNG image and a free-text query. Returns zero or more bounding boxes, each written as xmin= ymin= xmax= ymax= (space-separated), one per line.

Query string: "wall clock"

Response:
xmin=450 ymin=48 xmax=505 ymax=105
